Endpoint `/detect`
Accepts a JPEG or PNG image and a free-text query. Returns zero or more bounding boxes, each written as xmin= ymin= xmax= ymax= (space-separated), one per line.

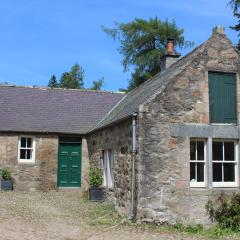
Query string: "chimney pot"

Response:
xmin=160 ymin=38 xmax=181 ymax=71
xmin=166 ymin=38 xmax=174 ymax=55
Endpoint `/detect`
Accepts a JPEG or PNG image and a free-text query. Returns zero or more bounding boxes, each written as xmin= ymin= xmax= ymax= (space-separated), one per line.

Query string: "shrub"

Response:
xmin=185 ymin=224 xmax=203 ymax=234
xmin=89 ymin=166 xmax=103 ymax=188
xmin=173 ymin=221 xmax=203 ymax=234
xmin=206 ymin=192 xmax=240 ymax=231
xmin=1 ymin=168 xmax=12 ymax=180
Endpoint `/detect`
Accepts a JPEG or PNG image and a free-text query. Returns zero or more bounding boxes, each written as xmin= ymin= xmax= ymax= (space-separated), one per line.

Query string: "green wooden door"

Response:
xmin=209 ymin=72 xmax=237 ymax=124
xmin=58 ymin=142 xmax=81 ymax=187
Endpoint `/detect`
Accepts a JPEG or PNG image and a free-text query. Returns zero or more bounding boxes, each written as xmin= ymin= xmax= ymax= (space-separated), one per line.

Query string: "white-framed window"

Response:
xmin=190 ymin=140 xmax=206 ymax=187
xmin=101 ymin=149 xmax=114 ymax=188
xmin=18 ymin=136 xmax=35 ymax=163
xmin=212 ymin=140 xmax=238 ymax=187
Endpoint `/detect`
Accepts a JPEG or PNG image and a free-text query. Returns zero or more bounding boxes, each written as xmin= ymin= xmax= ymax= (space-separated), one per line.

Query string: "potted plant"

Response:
xmin=89 ymin=166 xmax=104 ymax=201
xmin=1 ymin=168 xmax=13 ymax=191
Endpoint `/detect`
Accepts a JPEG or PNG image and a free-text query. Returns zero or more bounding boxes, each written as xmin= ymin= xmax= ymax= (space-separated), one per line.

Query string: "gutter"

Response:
xmin=129 ymin=112 xmax=137 ymax=220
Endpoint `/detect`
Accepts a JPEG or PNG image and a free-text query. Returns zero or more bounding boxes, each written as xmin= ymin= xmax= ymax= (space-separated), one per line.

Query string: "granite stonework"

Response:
xmin=136 ymin=30 xmax=240 ymax=224
xmin=0 ymin=134 xmax=58 ymax=191
xmin=88 ymin=119 xmax=134 ymax=215
xmin=0 ymin=28 xmax=239 ymax=225
xmin=81 ymin=137 xmax=90 ymax=193
xmin=0 ymin=134 xmax=89 ymax=192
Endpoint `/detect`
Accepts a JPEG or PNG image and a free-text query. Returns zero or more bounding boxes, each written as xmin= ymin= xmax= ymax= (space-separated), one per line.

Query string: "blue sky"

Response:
xmin=0 ymin=0 xmax=238 ymax=90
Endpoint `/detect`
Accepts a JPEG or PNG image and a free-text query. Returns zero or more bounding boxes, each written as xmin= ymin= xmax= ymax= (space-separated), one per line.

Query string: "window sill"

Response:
xmin=212 ymin=183 xmax=239 ymax=188
xmin=18 ymin=160 xmax=35 ymax=165
xmin=210 ymin=123 xmax=237 ymax=126
xmin=190 ymin=183 xmax=206 ymax=188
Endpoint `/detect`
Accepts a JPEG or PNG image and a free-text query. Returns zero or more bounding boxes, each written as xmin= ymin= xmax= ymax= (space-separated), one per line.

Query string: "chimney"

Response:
xmin=212 ymin=25 xmax=225 ymax=35
xmin=160 ymin=38 xmax=181 ymax=71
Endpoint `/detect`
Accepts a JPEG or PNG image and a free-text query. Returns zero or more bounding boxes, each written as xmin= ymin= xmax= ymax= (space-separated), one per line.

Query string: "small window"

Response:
xmin=18 ymin=137 xmax=35 ymax=163
xmin=212 ymin=140 xmax=238 ymax=187
xmin=102 ymin=149 xmax=114 ymax=188
xmin=190 ymin=140 xmax=206 ymax=187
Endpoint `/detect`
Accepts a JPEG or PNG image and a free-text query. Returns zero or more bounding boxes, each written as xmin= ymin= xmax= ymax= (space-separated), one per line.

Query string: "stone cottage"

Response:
xmin=0 ymin=26 xmax=239 ymax=224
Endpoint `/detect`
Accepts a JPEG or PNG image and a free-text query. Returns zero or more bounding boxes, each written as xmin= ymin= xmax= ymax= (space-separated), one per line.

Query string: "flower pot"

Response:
xmin=1 ymin=180 xmax=13 ymax=191
xmin=89 ymin=187 xmax=104 ymax=201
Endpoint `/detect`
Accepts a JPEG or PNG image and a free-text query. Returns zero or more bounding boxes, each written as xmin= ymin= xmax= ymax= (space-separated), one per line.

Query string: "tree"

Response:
xmin=90 ymin=77 xmax=104 ymax=90
xmin=103 ymin=17 xmax=192 ymax=90
xmin=59 ymin=63 xmax=84 ymax=89
xmin=59 ymin=72 xmax=72 ymax=88
xmin=70 ymin=63 xmax=84 ymax=88
xmin=230 ymin=0 xmax=240 ymax=12
xmin=48 ymin=75 xmax=58 ymax=88
xmin=229 ymin=0 xmax=240 ymax=48
xmin=0 ymin=81 xmax=10 ymax=86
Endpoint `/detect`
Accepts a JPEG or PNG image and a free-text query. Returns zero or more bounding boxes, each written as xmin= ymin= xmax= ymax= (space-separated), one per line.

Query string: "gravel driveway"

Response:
xmin=0 ymin=191 xmax=228 ymax=240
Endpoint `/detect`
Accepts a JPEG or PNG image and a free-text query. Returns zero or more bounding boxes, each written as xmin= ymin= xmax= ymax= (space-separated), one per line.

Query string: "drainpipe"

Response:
xmin=129 ymin=112 xmax=137 ymax=220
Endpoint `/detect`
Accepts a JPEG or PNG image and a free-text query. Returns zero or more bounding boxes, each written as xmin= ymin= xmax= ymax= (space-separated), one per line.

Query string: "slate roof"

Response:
xmin=0 ymin=86 xmax=124 ymax=134
xmin=92 ymin=39 xmax=207 ymax=131
xmin=93 ymin=28 xmax=238 ymax=132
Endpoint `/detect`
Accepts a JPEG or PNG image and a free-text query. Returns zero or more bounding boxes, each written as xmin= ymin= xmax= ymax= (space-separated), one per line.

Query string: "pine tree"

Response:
xmin=103 ymin=17 xmax=192 ymax=90
xmin=230 ymin=0 xmax=240 ymax=49
xmin=59 ymin=72 xmax=72 ymax=88
xmin=70 ymin=63 xmax=84 ymax=89
xmin=48 ymin=75 xmax=58 ymax=88
xmin=59 ymin=64 xmax=84 ymax=89
xmin=90 ymin=77 xmax=104 ymax=90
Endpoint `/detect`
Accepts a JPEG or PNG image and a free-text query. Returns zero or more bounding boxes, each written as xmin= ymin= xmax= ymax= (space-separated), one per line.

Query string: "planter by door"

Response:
xmin=1 ymin=180 xmax=13 ymax=191
xmin=89 ymin=187 xmax=104 ymax=201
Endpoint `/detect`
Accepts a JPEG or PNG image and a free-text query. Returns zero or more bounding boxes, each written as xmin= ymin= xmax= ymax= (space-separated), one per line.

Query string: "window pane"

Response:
xmin=190 ymin=141 xmax=196 ymax=160
xmin=20 ymin=149 xmax=26 ymax=159
xmin=27 ymin=138 xmax=32 ymax=148
xmin=190 ymin=162 xmax=196 ymax=182
xmin=213 ymin=163 xmax=222 ymax=182
xmin=21 ymin=138 xmax=26 ymax=148
xmin=213 ymin=142 xmax=223 ymax=160
xmin=224 ymin=163 xmax=235 ymax=182
xmin=197 ymin=163 xmax=204 ymax=182
xmin=224 ymin=142 xmax=234 ymax=161
xmin=197 ymin=141 xmax=204 ymax=160
xmin=26 ymin=149 xmax=31 ymax=159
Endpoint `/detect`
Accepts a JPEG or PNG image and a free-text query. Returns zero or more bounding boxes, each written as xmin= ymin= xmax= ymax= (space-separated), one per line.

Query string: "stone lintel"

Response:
xmin=170 ymin=123 xmax=239 ymax=139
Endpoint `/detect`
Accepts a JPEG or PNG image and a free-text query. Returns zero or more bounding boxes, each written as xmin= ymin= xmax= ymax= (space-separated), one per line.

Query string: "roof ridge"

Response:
xmin=0 ymin=85 xmax=125 ymax=95
xmin=92 ymin=31 xmax=225 ymax=131
xmin=121 ymin=38 xmax=206 ymax=97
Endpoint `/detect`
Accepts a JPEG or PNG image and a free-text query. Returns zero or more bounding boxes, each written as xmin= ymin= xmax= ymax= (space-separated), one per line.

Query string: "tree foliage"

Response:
xmin=103 ymin=17 xmax=192 ymax=90
xmin=206 ymin=192 xmax=240 ymax=231
xmin=59 ymin=63 xmax=84 ymax=88
xmin=229 ymin=0 xmax=240 ymax=12
xmin=48 ymin=63 xmax=85 ymax=89
xmin=230 ymin=0 xmax=240 ymax=48
xmin=0 ymin=82 xmax=10 ymax=86
xmin=48 ymin=75 xmax=58 ymax=88
xmin=90 ymin=77 xmax=104 ymax=90
xmin=58 ymin=63 xmax=84 ymax=89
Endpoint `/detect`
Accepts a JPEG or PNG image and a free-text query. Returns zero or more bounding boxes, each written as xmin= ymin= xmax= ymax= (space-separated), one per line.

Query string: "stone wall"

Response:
xmin=81 ymin=137 xmax=90 ymax=193
xmin=0 ymin=134 xmax=89 ymax=192
xmin=137 ymin=30 xmax=240 ymax=224
xmin=88 ymin=119 xmax=133 ymax=215
xmin=0 ymin=133 xmax=58 ymax=191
